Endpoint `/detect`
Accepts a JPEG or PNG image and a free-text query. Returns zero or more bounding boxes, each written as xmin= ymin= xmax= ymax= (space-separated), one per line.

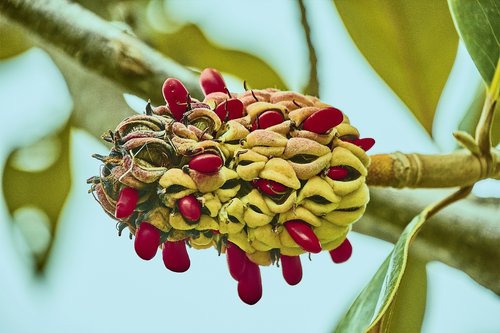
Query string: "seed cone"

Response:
xmin=88 ymin=68 xmax=373 ymax=304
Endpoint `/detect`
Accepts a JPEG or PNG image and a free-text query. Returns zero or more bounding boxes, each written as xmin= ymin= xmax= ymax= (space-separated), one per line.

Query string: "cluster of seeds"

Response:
xmin=88 ymin=68 xmax=374 ymax=305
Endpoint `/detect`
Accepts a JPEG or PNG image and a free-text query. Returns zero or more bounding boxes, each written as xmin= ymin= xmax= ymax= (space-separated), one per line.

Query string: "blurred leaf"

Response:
xmin=333 ymin=0 xmax=458 ymax=135
xmin=48 ymin=49 xmax=136 ymax=139
xmin=2 ymin=123 xmax=71 ymax=273
xmin=383 ymin=254 xmax=427 ymax=333
xmin=448 ymin=0 xmax=500 ymax=85
xmin=0 ymin=19 xmax=32 ymax=59
xmin=151 ymin=24 xmax=287 ymax=90
xmin=334 ymin=207 xmax=433 ymax=332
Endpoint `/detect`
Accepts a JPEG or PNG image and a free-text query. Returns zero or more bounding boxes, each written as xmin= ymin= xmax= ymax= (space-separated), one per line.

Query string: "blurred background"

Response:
xmin=1 ymin=0 xmax=499 ymax=332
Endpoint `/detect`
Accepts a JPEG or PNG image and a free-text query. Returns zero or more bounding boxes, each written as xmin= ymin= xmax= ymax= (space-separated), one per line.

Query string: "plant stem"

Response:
xmin=367 ymin=150 xmax=500 ymax=188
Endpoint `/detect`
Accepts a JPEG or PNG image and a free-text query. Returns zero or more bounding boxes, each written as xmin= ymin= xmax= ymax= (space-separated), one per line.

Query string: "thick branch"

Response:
xmin=0 ymin=0 xmax=203 ymax=104
xmin=357 ymin=188 xmax=500 ymax=295
xmin=367 ymin=150 xmax=500 ymax=188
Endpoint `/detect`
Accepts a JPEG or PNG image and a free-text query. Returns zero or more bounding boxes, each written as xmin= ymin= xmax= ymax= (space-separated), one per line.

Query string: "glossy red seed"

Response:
xmin=329 ymin=238 xmax=353 ymax=263
xmin=251 ymin=110 xmax=284 ymax=131
xmin=252 ymin=178 xmax=288 ymax=196
xmin=281 ymin=255 xmax=303 ymax=286
xmin=302 ymin=107 xmax=344 ymax=134
xmin=162 ymin=78 xmax=190 ymax=121
xmin=348 ymin=138 xmax=375 ymax=151
xmin=162 ymin=240 xmax=191 ymax=272
xmin=115 ymin=187 xmax=139 ymax=219
xmin=134 ymin=222 xmax=161 ymax=260
xmin=226 ymin=241 xmax=248 ymax=281
xmin=188 ymin=153 xmax=223 ymax=174
xmin=199 ymin=68 xmax=227 ymax=95
xmin=215 ymin=98 xmax=244 ymax=121
xmin=326 ymin=166 xmax=349 ymax=181
xmin=284 ymin=220 xmax=322 ymax=253
xmin=177 ymin=194 xmax=201 ymax=223
xmin=237 ymin=260 xmax=262 ymax=305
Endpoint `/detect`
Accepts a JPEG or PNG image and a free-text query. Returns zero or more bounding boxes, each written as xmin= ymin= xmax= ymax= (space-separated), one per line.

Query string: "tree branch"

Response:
xmin=358 ymin=188 xmax=500 ymax=295
xmin=0 ymin=0 xmax=203 ymax=105
xmin=367 ymin=150 xmax=500 ymax=188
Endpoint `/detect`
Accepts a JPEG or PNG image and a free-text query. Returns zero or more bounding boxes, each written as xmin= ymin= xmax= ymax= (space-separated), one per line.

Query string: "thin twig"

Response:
xmin=298 ymin=0 xmax=320 ymax=96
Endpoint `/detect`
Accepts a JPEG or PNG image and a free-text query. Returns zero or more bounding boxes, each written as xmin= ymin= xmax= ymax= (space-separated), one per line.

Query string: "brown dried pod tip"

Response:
xmin=88 ymin=68 xmax=374 ymax=304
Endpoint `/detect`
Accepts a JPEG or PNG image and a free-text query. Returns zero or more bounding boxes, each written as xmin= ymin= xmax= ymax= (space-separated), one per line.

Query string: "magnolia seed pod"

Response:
xmin=90 ymin=69 xmax=374 ymax=305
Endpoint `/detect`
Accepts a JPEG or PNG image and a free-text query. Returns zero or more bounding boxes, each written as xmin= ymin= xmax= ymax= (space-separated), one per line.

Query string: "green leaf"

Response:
xmin=383 ymin=254 xmax=427 ymax=333
xmin=2 ymin=123 xmax=71 ymax=273
xmin=151 ymin=24 xmax=288 ymax=90
xmin=448 ymin=0 xmax=500 ymax=84
xmin=0 ymin=20 xmax=32 ymax=59
xmin=333 ymin=0 xmax=458 ymax=134
xmin=334 ymin=213 xmax=435 ymax=332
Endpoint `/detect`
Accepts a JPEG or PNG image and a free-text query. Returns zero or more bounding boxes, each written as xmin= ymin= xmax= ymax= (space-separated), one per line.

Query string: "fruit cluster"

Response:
xmin=88 ymin=68 xmax=374 ymax=305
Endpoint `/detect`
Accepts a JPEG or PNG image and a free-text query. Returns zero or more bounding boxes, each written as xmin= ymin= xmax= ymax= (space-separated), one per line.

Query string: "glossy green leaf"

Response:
xmin=151 ymin=24 xmax=287 ymax=91
xmin=0 ymin=19 xmax=32 ymax=59
xmin=334 ymin=210 xmax=431 ymax=332
xmin=333 ymin=0 xmax=458 ymax=134
xmin=383 ymin=254 xmax=427 ymax=333
xmin=448 ymin=0 xmax=500 ymax=84
xmin=2 ymin=123 xmax=71 ymax=273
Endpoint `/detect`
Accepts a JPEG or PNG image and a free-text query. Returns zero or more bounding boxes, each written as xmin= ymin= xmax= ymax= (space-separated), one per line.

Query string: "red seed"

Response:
xmin=284 ymin=220 xmax=322 ymax=253
xmin=162 ymin=78 xmax=191 ymax=121
xmin=252 ymin=178 xmax=288 ymax=196
xmin=188 ymin=153 xmax=223 ymax=174
xmin=281 ymin=255 xmax=303 ymax=286
xmin=326 ymin=166 xmax=349 ymax=181
xmin=348 ymin=138 xmax=375 ymax=151
xmin=215 ymin=98 xmax=244 ymax=121
xmin=177 ymin=194 xmax=201 ymax=223
xmin=251 ymin=110 xmax=284 ymax=131
xmin=134 ymin=222 xmax=161 ymax=260
xmin=115 ymin=187 xmax=139 ymax=219
xmin=329 ymin=238 xmax=353 ymax=263
xmin=302 ymin=107 xmax=344 ymax=134
xmin=162 ymin=240 xmax=191 ymax=272
xmin=199 ymin=68 xmax=227 ymax=95
xmin=226 ymin=241 xmax=248 ymax=281
xmin=237 ymin=260 xmax=262 ymax=305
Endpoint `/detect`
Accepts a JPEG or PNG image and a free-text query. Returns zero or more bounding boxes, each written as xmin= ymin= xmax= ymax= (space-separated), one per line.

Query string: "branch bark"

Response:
xmin=367 ymin=150 xmax=500 ymax=188
xmin=0 ymin=0 xmax=203 ymax=105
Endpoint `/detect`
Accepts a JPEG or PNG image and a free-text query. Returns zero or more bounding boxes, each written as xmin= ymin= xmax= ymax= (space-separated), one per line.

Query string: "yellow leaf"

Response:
xmin=333 ymin=0 xmax=458 ymax=135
